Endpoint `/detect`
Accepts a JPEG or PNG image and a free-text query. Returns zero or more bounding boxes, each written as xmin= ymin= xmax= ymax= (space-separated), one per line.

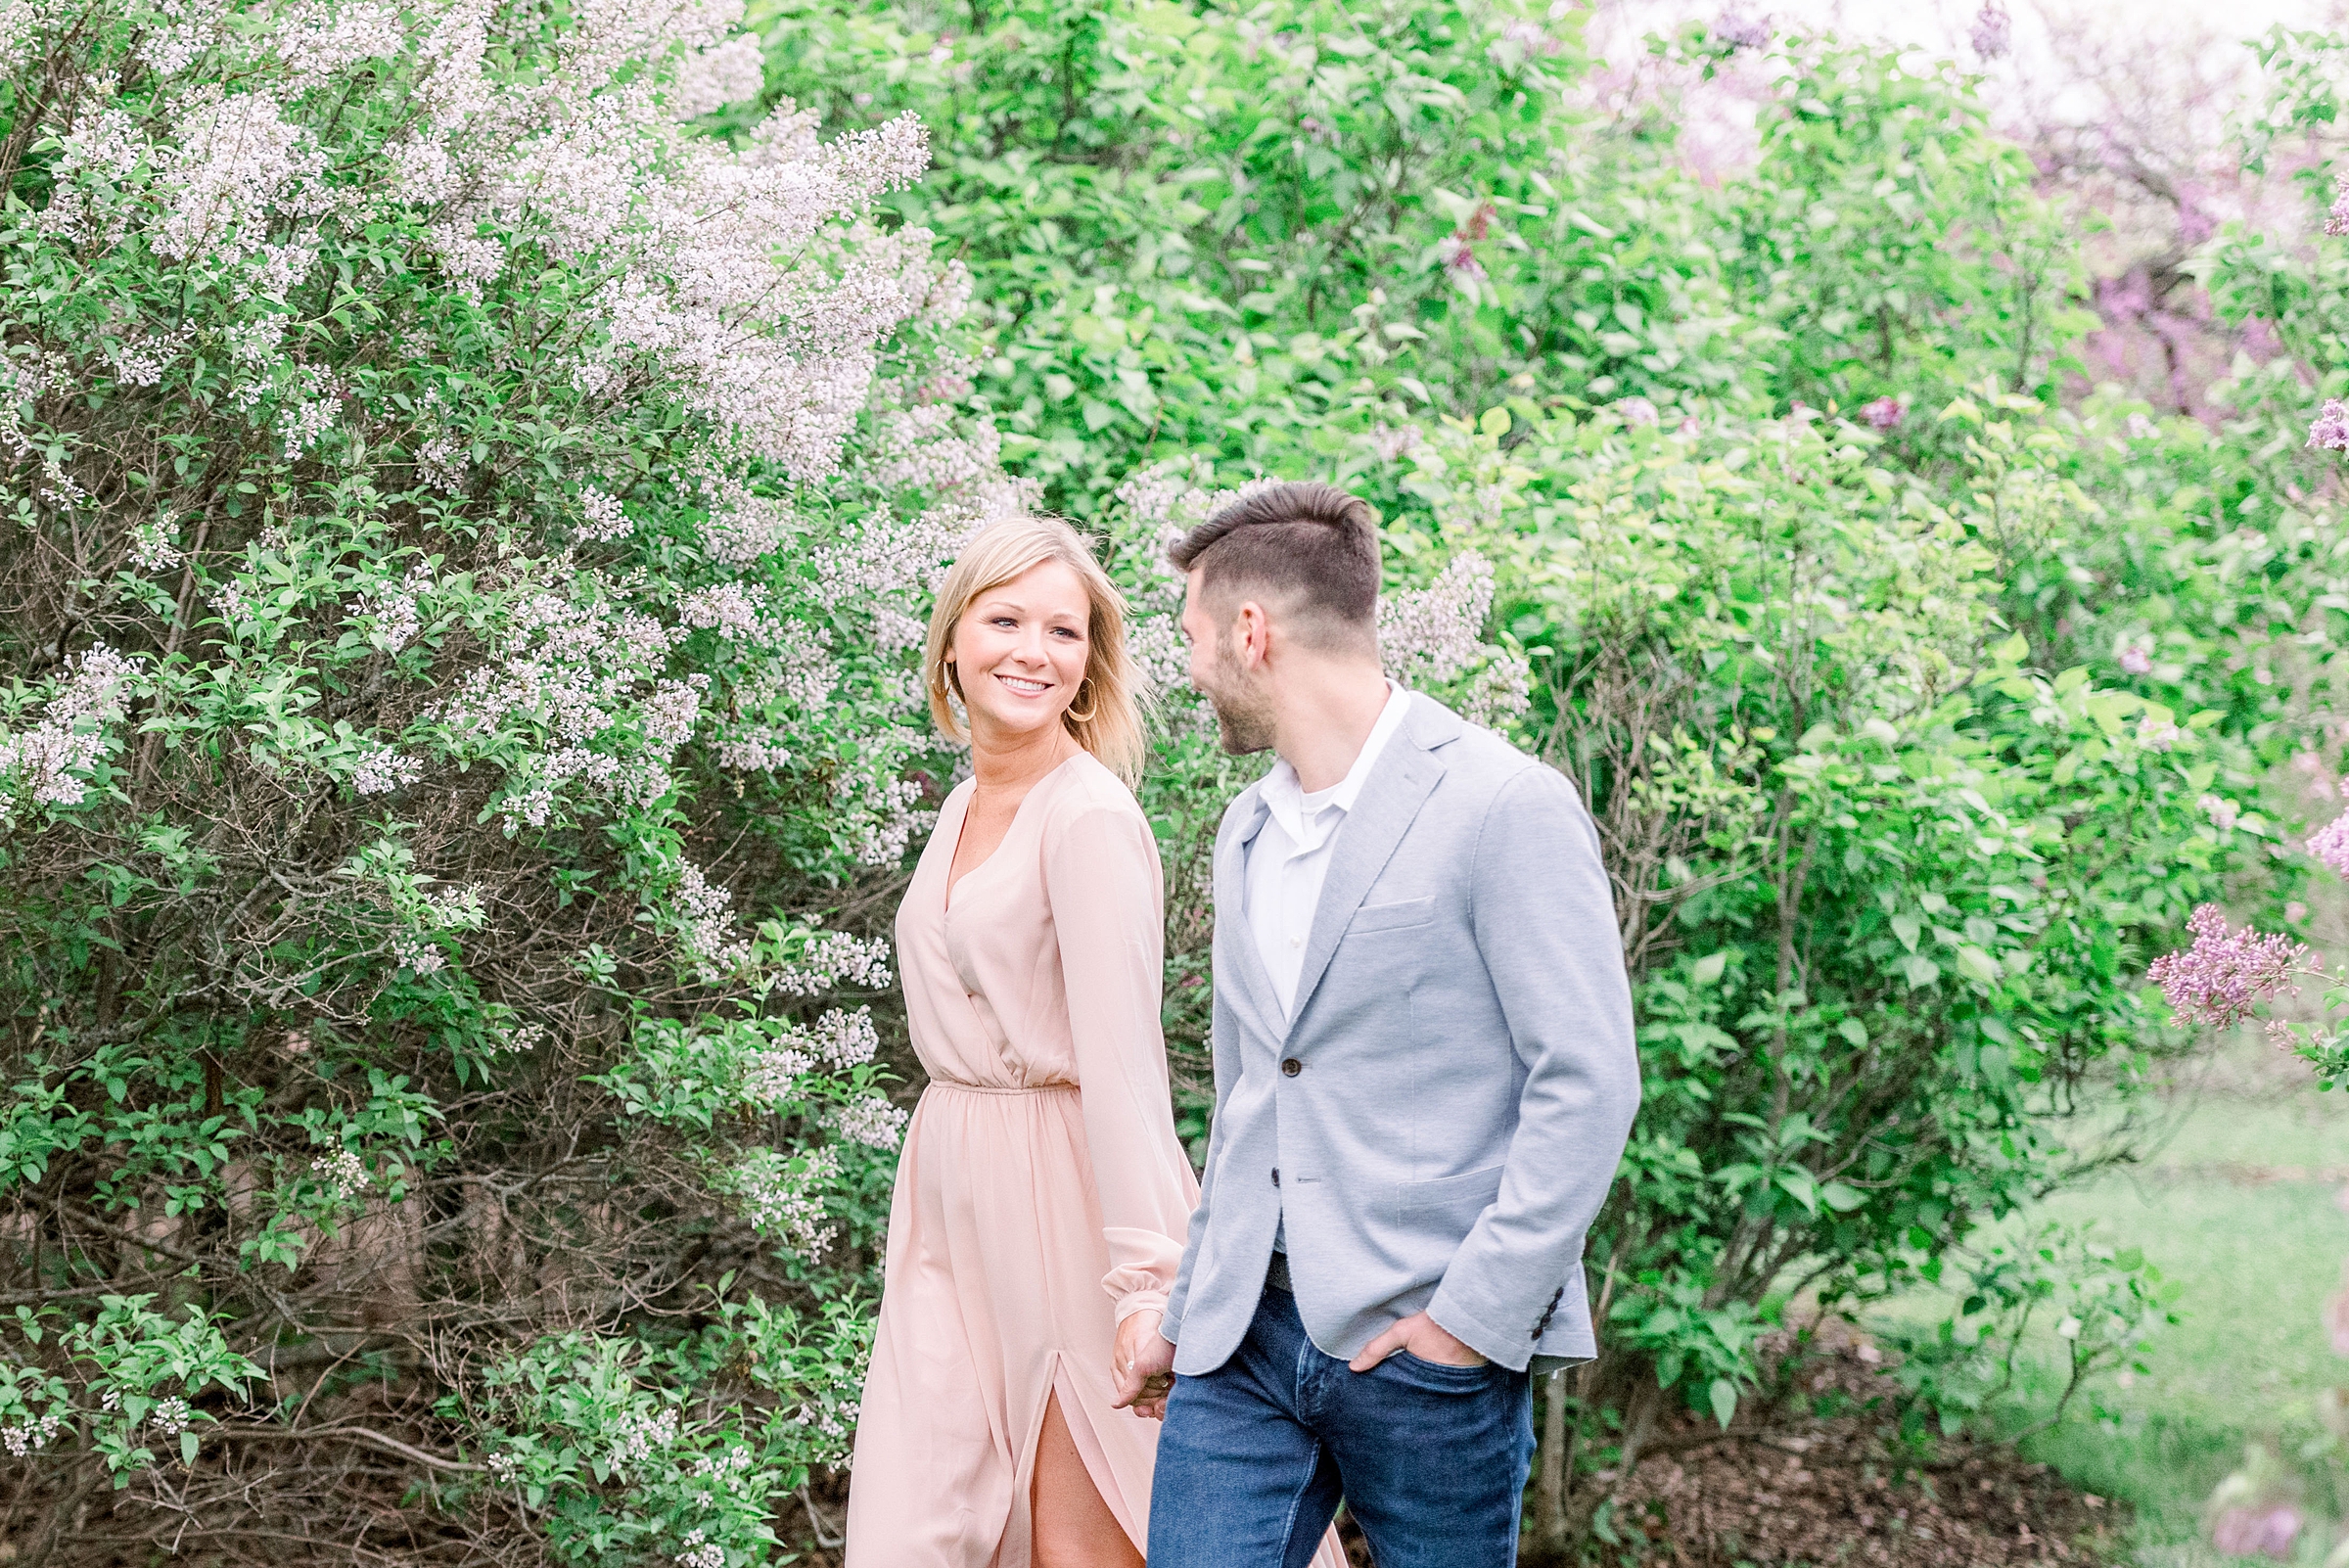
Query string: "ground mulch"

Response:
xmin=1501 ymin=1321 xmax=2126 ymax=1568
xmin=804 ymin=1322 xmax=2125 ymax=1566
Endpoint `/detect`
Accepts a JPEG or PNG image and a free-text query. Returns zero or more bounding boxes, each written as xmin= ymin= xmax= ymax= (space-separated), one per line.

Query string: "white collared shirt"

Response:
xmin=1244 ymin=680 xmax=1412 ymax=1021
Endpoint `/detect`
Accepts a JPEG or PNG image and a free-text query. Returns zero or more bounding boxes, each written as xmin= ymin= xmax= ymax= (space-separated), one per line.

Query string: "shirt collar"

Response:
xmin=1260 ymin=680 xmax=1411 ymax=838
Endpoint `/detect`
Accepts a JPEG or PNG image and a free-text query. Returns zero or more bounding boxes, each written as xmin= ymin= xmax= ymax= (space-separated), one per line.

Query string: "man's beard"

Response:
xmin=1201 ymin=644 xmax=1275 ymax=756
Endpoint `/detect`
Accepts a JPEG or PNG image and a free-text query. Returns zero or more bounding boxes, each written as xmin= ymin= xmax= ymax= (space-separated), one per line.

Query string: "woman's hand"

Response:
xmin=1111 ymin=1310 xmax=1176 ymax=1419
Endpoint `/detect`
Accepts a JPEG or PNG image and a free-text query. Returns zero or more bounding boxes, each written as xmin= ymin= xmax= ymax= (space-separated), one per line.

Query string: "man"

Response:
xmin=1115 ymin=482 xmax=1640 ymax=1567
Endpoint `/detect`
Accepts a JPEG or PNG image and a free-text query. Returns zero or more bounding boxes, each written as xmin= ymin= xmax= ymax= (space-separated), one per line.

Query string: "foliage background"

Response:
xmin=8 ymin=0 xmax=2349 ymax=1562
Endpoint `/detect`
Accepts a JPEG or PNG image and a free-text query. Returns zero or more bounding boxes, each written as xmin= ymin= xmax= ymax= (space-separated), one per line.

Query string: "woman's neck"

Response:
xmin=970 ymin=720 xmax=1081 ymax=796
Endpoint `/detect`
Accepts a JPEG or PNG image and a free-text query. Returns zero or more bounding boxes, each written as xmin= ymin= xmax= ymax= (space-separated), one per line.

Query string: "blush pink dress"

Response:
xmin=845 ymin=754 xmax=1343 ymax=1566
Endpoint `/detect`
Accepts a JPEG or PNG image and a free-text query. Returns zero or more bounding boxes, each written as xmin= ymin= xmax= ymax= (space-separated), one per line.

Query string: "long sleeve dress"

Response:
xmin=845 ymin=752 xmax=1229 ymax=1564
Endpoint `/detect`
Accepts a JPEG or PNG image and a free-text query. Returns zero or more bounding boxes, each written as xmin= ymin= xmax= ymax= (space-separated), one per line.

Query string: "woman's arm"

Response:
xmin=1043 ymin=798 xmax=1198 ymax=1325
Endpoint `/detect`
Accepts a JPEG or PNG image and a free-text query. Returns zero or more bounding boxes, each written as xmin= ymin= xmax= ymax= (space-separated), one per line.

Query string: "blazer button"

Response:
xmin=1280 ymin=1057 xmax=1302 ymax=1077
xmin=1270 ymin=1168 xmax=1280 ymax=1186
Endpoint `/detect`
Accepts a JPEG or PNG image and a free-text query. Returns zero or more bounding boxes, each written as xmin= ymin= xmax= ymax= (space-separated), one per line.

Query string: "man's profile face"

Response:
xmin=1179 ymin=569 xmax=1275 ymax=756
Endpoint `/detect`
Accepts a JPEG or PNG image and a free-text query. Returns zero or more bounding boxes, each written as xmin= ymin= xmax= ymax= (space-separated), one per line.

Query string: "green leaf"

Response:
xmin=1709 ymin=1378 xmax=1737 ymax=1428
xmin=1819 ymin=1181 xmax=1867 ymax=1212
xmin=1691 ymin=951 xmax=1727 ymax=986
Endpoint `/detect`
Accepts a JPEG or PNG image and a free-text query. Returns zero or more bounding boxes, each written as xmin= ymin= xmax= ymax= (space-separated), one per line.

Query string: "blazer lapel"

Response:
xmin=1212 ymin=787 xmax=1285 ymax=1043
xmin=1284 ymin=727 xmax=1447 ymax=1030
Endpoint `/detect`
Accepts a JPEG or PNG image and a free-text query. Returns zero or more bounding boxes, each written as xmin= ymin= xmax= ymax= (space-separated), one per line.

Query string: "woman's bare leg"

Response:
xmin=1033 ymin=1390 xmax=1146 ymax=1568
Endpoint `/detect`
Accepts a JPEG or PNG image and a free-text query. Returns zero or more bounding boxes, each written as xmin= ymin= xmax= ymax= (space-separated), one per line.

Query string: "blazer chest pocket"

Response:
xmin=1349 ymin=896 xmax=1435 ymax=935
xmin=1397 ymin=1163 xmax=1504 ymax=1227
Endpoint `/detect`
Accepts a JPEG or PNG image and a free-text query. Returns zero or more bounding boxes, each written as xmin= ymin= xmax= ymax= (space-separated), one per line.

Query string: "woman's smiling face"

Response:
xmin=947 ymin=559 xmax=1092 ymax=744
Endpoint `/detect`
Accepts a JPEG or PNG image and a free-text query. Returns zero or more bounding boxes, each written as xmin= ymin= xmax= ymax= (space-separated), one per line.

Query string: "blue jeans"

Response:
xmin=1148 ymin=1284 xmax=1534 ymax=1567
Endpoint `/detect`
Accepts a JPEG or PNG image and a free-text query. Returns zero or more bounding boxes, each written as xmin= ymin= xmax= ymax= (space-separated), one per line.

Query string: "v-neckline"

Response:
xmin=944 ymin=753 xmax=1084 ymax=913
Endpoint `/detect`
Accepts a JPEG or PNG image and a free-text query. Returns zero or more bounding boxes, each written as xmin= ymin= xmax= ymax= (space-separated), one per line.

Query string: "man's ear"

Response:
xmin=1232 ymin=600 xmax=1272 ymax=669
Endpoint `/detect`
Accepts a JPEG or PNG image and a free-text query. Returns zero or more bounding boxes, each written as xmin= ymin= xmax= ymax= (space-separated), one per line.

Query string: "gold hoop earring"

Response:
xmin=1064 ymin=680 xmax=1099 ymax=725
xmin=943 ymin=659 xmax=963 ymax=699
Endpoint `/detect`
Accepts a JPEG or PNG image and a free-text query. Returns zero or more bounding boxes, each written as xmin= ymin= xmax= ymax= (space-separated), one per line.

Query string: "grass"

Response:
xmin=1873 ymin=1044 xmax=2349 ymax=1565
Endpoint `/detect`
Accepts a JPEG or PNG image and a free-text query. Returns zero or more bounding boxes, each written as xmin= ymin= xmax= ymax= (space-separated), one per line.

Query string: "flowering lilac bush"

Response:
xmin=0 ymin=0 xmax=1021 ymax=1556
xmin=1324 ymin=395 xmax=2251 ymax=1544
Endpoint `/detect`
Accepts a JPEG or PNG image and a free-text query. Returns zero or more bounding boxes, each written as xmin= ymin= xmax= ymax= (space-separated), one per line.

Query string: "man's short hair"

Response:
xmin=1168 ymin=481 xmax=1380 ymax=650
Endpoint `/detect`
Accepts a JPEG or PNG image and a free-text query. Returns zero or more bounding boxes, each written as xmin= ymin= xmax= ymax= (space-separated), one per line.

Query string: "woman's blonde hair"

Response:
xmin=924 ymin=516 xmax=1148 ymax=786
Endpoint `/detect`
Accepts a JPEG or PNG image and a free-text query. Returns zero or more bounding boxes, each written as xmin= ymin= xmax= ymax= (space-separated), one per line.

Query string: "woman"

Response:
xmin=849 ymin=518 xmax=1340 ymax=1567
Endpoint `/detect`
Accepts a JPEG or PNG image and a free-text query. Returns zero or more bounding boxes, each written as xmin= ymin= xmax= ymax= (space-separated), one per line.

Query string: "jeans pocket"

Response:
xmin=1382 ymin=1349 xmax=1499 ymax=1393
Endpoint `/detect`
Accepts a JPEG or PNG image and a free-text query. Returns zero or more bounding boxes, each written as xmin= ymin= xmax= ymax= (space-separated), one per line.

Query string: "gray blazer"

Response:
xmin=1161 ymin=693 xmax=1639 ymax=1375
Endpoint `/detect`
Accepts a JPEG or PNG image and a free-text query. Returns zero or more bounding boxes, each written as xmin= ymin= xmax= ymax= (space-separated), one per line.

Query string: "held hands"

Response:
xmin=1348 ymin=1311 xmax=1489 ymax=1372
xmin=1110 ymin=1310 xmax=1177 ymax=1420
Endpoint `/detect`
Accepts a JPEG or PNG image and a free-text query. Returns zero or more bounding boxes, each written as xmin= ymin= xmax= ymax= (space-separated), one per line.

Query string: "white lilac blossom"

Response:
xmin=667 ymin=34 xmax=765 ymax=119
xmin=678 ymin=583 xmax=769 ymax=641
xmin=0 ymin=645 xmax=137 ymax=815
xmin=128 ymin=519 xmax=185 ymax=574
xmin=2137 ymin=715 xmax=2183 ymax=752
xmin=149 ymin=1396 xmax=193 ymax=1437
xmin=1616 ymin=396 xmax=1659 ymax=428
xmin=1379 ymin=555 xmax=1532 ymax=725
xmin=351 ymin=745 xmax=424 ymax=795
xmin=606 ymin=1406 xmax=680 ymax=1474
xmin=2118 ymin=639 xmax=2153 ymax=675
xmin=812 ymin=1006 xmax=881 ymax=1069
xmin=2 ymin=1409 xmax=64 ymax=1456
xmin=577 ymin=485 xmax=630 ymax=542
xmin=427 ymin=220 xmax=506 ymax=288
xmin=311 ymin=1147 xmax=368 ymax=1199
xmin=277 ymin=0 xmax=403 ymax=82
xmin=153 ymin=94 xmax=326 ymax=267
xmin=830 ymin=1092 xmax=909 ymax=1150
xmin=359 ymin=570 xmax=428 ymax=653
xmin=2200 ymin=795 xmax=2240 ymax=833
xmin=393 ymin=932 xmax=446 ymax=974
xmin=725 ymin=1145 xmax=841 ymax=1256
xmin=280 ymin=395 xmax=337 ymax=460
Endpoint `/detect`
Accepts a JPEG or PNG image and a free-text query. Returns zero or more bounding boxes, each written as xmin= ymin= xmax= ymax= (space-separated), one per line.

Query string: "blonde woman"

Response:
xmin=847 ymin=517 xmax=1317 ymax=1567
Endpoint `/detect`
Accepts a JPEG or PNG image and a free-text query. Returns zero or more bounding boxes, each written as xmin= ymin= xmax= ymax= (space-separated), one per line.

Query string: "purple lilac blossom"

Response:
xmin=2327 ymin=1288 xmax=2349 ymax=1355
xmin=1861 ymin=395 xmax=1905 ymax=432
xmin=2309 ymin=398 xmax=2349 ymax=453
xmin=1440 ymin=232 xmax=1485 ymax=281
xmin=1715 ymin=9 xmax=1769 ymax=51
xmin=2327 ymin=174 xmax=2349 ymax=239
xmin=1618 ymin=397 xmax=1659 ymax=428
xmin=2211 ymin=1505 xmax=2303 ymax=1560
xmin=2119 ymin=642 xmax=2152 ymax=675
xmin=2308 ymin=810 xmax=2349 ymax=877
xmin=2144 ymin=904 xmax=2311 ymax=1030
xmin=1968 ymin=5 xmax=2011 ymax=61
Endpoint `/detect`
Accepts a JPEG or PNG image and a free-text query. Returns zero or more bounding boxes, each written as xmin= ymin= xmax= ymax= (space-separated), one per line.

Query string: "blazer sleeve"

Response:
xmin=1160 ymin=960 xmax=1235 ymax=1344
xmin=1427 ymin=762 xmax=1640 ymax=1369
xmin=1044 ymin=797 xmax=1199 ymax=1324
xmin=1160 ymin=803 xmax=1248 ymax=1346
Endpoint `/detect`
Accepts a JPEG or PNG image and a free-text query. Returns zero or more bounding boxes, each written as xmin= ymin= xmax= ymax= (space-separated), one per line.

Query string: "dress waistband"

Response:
xmin=925 ymin=1077 xmax=1079 ymax=1097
